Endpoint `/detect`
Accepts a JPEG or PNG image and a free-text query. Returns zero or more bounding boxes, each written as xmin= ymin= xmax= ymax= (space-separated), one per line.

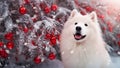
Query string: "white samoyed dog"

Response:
xmin=60 ymin=9 xmax=112 ymax=68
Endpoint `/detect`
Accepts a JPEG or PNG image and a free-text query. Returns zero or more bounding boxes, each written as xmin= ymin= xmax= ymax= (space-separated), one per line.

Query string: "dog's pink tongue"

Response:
xmin=75 ymin=35 xmax=81 ymax=39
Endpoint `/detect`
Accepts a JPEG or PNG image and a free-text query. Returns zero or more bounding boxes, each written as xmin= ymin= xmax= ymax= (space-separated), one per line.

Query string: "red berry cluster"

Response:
xmin=39 ymin=1 xmax=58 ymax=13
xmin=5 ymin=32 xmax=14 ymax=50
xmin=45 ymin=32 xmax=60 ymax=46
xmin=0 ymin=48 xmax=8 ymax=58
xmin=0 ymin=41 xmax=8 ymax=58
xmin=0 ymin=32 xmax=15 ymax=58
xmin=19 ymin=2 xmax=58 ymax=15
xmin=41 ymin=4 xmax=58 ymax=14
xmin=33 ymin=52 xmax=56 ymax=64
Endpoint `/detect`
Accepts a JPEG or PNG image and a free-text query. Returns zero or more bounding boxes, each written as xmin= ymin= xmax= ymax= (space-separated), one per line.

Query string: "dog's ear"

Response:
xmin=69 ymin=9 xmax=79 ymax=19
xmin=89 ymin=11 xmax=98 ymax=23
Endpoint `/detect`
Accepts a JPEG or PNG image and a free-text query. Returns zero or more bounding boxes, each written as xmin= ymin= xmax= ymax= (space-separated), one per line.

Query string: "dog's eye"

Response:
xmin=85 ymin=24 xmax=88 ymax=26
xmin=75 ymin=22 xmax=78 ymax=25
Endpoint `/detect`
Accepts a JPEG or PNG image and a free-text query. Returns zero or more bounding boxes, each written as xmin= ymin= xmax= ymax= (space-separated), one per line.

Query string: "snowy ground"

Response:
xmin=34 ymin=56 xmax=120 ymax=68
xmin=111 ymin=56 xmax=120 ymax=68
xmin=34 ymin=59 xmax=64 ymax=68
xmin=3 ymin=56 xmax=120 ymax=68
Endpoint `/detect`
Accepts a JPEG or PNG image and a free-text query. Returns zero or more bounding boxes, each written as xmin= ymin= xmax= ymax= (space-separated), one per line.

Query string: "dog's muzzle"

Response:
xmin=74 ymin=26 xmax=86 ymax=40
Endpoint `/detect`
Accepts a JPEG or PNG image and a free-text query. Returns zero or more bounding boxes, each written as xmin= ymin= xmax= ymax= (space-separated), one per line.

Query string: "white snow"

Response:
xmin=34 ymin=56 xmax=120 ymax=68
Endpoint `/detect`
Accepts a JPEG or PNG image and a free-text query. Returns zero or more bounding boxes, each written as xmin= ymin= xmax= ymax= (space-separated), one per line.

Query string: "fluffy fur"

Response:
xmin=60 ymin=9 xmax=111 ymax=68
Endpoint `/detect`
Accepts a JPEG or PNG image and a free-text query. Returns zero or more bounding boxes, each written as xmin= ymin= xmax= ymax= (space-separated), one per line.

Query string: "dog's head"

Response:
xmin=64 ymin=9 xmax=100 ymax=43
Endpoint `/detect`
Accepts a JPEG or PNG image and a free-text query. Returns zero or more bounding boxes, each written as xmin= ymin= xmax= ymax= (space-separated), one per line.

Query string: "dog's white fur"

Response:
xmin=60 ymin=9 xmax=111 ymax=68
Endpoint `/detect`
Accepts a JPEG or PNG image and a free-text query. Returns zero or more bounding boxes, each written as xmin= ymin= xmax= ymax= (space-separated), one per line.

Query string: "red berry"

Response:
xmin=118 ymin=41 xmax=120 ymax=46
xmin=34 ymin=56 xmax=41 ymax=64
xmin=48 ymin=52 xmax=55 ymax=60
xmin=4 ymin=32 xmax=14 ymax=40
xmin=56 ymin=34 xmax=60 ymax=41
xmin=44 ymin=7 xmax=51 ymax=13
xmin=0 ymin=49 xmax=8 ymax=58
xmin=6 ymin=41 xmax=14 ymax=50
xmin=85 ymin=6 xmax=93 ymax=12
xmin=51 ymin=4 xmax=58 ymax=11
xmin=56 ymin=18 xmax=61 ymax=22
xmin=31 ymin=40 xmax=36 ymax=46
xmin=19 ymin=6 xmax=27 ymax=15
xmin=50 ymin=36 xmax=56 ymax=45
xmin=39 ymin=2 xmax=47 ymax=10
xmin=0 ymin=41 xmax=3 ymax=47
xmin=42 ymin=44 xmax=46 ymax=49
xmin=24 ymin=0 xmax=30 ymax=4
xmin=107 ymin=22 xmax=113 ymax=32
xmin=117 ymin=34 xmax=120 ymax=38
xmin=98 ymin=14 xmax=104 ymax=19
xmin=102 ymin=27 xmax=106 ymax=33
xmin=80 ymin=11 xmax=86 ymax=15
xmin=15 ymin=56 xmax=18 ymax=61
xmin=108 ymin=26 xmax=113 ymax=32
xmin=23 ymin=27 xmax=29 ymax=33
xmin=45 ymin=33 xmax=52 ymax=39
xmin=32 ymin=18 xmax=38 ymax=22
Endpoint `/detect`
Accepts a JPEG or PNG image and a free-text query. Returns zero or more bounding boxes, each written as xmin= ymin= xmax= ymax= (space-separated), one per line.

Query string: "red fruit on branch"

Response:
xmin=85 ymin=6 xmax=93 ymax=12
xmin=50 ymin=36 xmax=57 ymax=45
xmin=117 ymin=34 xmax=120 ymax=38
xmin=23 ymin=27 xmax=29 ymax=33
xmin=19 ymin=6 xmax=27 ymax=15
xmin=98 ymin=14 xmax=104 ymax=19
xmin=34 ymin=56 xmax=41 ymax=64
xmin=118 ymin=41 xmax=120 ymax=46
xmin=31 ymin=40 xmax=36 ymax=46
xmin=0 ymin=41 xmax=4 ymax=47
xmin=6 ymin=41 xmax=14 ymax=50
xmin=39 ymin=1 xmax=47 ymax=10
xmin=4 ymin=32 xmax=14 ymax=40
xmin=0 ymin=49 xmax=8 ymax=58
xmin=56 ymin=34 xmax=60 ymax=41
xmin=45 ymin=33 xmax=52 ymax=39
xmin=24 ymin=0 xmax=30 ymax=4
xmin=44 ymin=7 xmax=51 ymax=13
xmin=107 ymin=22 xmax=113 ymax=32
xmin=51 ymin=4 xmax=58 ymax=11
xmin=48 ymin=52 xmax=56 ymax=60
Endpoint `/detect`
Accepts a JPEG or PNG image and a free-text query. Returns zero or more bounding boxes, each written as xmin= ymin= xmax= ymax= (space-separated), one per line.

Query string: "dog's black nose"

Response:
xmin=76 ymin=26 xmax=81 ymax=31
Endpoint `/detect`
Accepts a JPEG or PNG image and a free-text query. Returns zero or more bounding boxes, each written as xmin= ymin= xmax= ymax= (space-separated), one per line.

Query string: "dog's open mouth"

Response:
xmin=74 ymin=33 xmax=86 ymax=40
